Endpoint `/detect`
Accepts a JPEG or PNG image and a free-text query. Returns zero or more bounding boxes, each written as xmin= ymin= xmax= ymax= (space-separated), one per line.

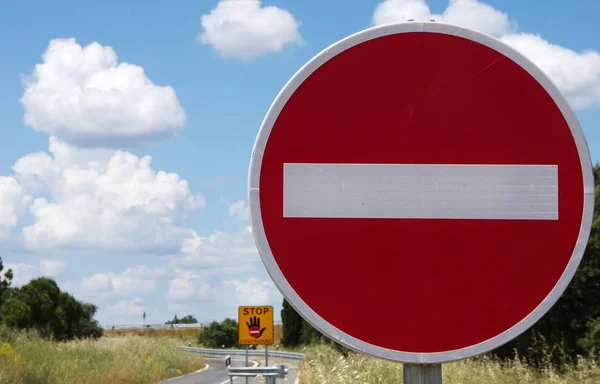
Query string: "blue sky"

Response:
xmin=0 ymin=0 xmax=599 ymax=326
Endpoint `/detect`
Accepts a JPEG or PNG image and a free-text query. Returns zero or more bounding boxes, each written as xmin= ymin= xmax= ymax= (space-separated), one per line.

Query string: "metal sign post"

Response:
xmin=265 ymin=345 xmax=269 ymax=366
xmin=403 ymin=364 xmax=442 ymax=384
xmin=245 ymin=345 xmax=249 ymax=384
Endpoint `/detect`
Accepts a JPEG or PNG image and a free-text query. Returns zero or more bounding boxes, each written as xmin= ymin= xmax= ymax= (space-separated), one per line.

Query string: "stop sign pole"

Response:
xmin=249 ymin=21 xmax=594 ymax=383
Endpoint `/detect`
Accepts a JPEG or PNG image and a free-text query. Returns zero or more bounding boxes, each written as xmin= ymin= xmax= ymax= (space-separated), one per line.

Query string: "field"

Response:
xmin=0 ymin=327 xmax=205 ymax=384
xmin=104 ymin=323 xmax=284 ymax=347
xmin=104 ymin=327 xmax=202 ymax=345
xmin=299 ymin=344 xmax=600 ymax=384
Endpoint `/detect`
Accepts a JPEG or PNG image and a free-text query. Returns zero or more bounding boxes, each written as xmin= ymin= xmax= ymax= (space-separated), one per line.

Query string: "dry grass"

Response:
xmin=300 ymin=344 xmax=600 ymax=384
xmin=105 ymin=323 xmax=284 ymax=346
xmin=0 ymin=327 xmax=205 ymax=384
xmin=104 ymin=328 xmax=201 ymax=344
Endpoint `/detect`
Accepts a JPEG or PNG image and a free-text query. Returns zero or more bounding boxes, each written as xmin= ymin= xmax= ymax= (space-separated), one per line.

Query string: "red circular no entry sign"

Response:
xmin=248 ymin=22 xmax=594 ymax=363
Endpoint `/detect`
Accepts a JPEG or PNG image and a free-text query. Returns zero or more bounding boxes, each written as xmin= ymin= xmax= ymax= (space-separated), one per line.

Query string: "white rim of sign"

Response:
xmin=248 ymin=21 xmax=594 ymax=364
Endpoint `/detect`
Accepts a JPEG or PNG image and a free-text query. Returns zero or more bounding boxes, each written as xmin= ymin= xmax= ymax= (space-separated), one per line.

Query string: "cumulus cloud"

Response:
xmin=78 ymin=265 xmax=168 ymax=300
xmin=228 ymin=199 xmax=249 ymax=221
xmin=371 ymin=0 xmax=600 ymax=109
xmin=107 ymin=297 xmax=159 ymax=324
xmin=372 ymin=0 xmax=515 ymax=36
xmin=0 ymin=177 xmax=31 ymax=239
xmin=62 ymin=219 xmax=275 ymax=324
xmin=372 ymin=0 xmax=440 ymax=27
xmin=80 ymin=273 xmax=112 ymax=294
xmin=166 ymin=271 xmax=281 ymax=321
xmin=199 ymin=0 xmax=303 ymax=61
xmin=168 ymin=270 xmax=212 ymax=301
xmin=20 ymin=38 xmax=186 ymax=147
xmin=13 ymin=137 xmax=204 ymax=252
xmin=168 ymin=271 xmax=198 ymax=300
xmin=221 ymin=277 xmax=280 ymax=306
xmin=4 ymin=259 xmax=67 ymax=286
xmin=175 ymin=226 xmax=258 ymax=268
xmin=166 ymin=224 xmax=260 ymax=302
xmin=501 ymin=33 xmax=600 ymax=109
xmin=39 ymin=259 xmax=68 ymax=276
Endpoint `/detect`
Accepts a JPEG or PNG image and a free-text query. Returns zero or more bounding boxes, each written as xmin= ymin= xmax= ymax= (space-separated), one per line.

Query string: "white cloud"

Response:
xmin=199 ymin=0 xmax=303 ymax=61
xmin=221 ymin=277 xmax=280 ymax=306
xmin=110 ymin=273 xmax=156 ymax=296
xmin=20 ymin=38 xmax=186 ymax=147
xmin=122 ymin=265 xmax=169 ymax=280
xmin=4 ymin=259 xmax=67 ymax=286
xmin=228 ymin=199 xmax=249 ymax=221
xmin=501 ymin=33 xmax=600 ymax=109
xmin=373 ymin=0 xmax=514 ymax=37
xmin=371 ymin=0 xmax=600 ymax=109
xmin=2 ymin=263 xmax=40 ymax=286
xmin=78 ymin=266 xmax=163 ymax=298
xmin=13 ymin=137 xmax=204 ymax=252
xmin=197 ymin=282 xmax=211 ymax=300
xmin=80 ymin=273 xmax=112 ymax=294
xmin=0 ymin=177 xmax=31 ymax=239
xmin=442 ymin=0 xmax=515 ymax=37
xmin=111 ymin=298 xmax=145 ymax=317
xmin=174 ymin=226 xmax=258 ymax=268
xmin=168 ymin=271 xmax=199 ymax=300
xmin=108 ymin=297 xmax=159 ymax=324
xmin=39 ymin=259 xmax=67 ymax=276
xmin=372 ymin=0 xmax=439 ymax=27
xmin=166 ymin=270 xmax=281 ymax=322
xmin=168 ymin=267 xmax=215 ymax=301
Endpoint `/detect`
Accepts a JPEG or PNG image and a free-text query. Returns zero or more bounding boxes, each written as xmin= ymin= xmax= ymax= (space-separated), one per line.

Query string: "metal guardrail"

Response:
xmin=228 ymin=365 xmax=289 ymax=383
xmin=229 ymin=365 xmax=288 ymax=377
xmin=179 ymin=346 xmax=305 ymax=361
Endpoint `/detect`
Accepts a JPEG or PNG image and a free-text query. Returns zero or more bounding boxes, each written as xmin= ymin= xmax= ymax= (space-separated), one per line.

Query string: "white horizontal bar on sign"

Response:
xmin=283 ymin=163 xmax=558 ymax=220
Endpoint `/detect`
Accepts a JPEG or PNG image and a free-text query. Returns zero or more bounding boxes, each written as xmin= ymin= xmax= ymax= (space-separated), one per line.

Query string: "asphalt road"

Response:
xmin=160 ymin=357 xmax=299 ymax=384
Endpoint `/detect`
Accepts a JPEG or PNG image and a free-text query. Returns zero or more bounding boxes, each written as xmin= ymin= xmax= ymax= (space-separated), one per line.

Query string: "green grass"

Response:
xmin=299 ymin=344 xmax=600 ymax=384
xmin=0 ymin=327 xmax=205 ymax=384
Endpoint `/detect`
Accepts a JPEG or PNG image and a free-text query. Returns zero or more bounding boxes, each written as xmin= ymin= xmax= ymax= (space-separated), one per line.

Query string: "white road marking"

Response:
xmin=283 ymin=163 xmax=558 ymax=220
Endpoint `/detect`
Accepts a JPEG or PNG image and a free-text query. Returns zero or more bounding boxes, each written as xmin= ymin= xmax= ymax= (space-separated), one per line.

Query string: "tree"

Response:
xmin=179 ymin=315 xmax=198 ymax=324
xmin=198 ymin=318 xmax=238 ymax=348
xmin=166 ymin=314 xmax=198 ymax=325
xmin=1 ymin=298 xmax=30 ymax=328
xmin=281 ymin=298 xmax=327 ymax=346
xmin=281 ymin=299 xmax=303 ymax=347
xmin=0 ymin=277 xmax=103 ymax=341
xmin=54 ymin=292 xmax=103 ymax=340
xmin=15 ymin=277 xmax=61 ymax=338
xmin=0 ymin=258 xmax=14 ymax=321
xmin=280 ymin=298 xmax=351 ymax=355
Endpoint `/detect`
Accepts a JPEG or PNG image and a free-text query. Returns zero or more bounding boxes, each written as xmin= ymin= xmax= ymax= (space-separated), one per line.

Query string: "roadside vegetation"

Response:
xmin=194 ymin=319 xmax=283 ymax=348
xmin=0 ymin=326 xmax=204 ymax=384
xmin=104 ymin=320 xmax=283 ymax=347
xmin=0 ymin=265 xmax=206 ymax=384
xmin=105 ymin=327 xmax=202 ymax=344
xmin=0 ymin=266 xmax=103 ymax=342
xmin=299 ymin=343 xmax=600 ymax=384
